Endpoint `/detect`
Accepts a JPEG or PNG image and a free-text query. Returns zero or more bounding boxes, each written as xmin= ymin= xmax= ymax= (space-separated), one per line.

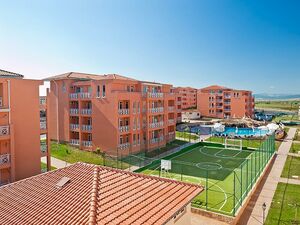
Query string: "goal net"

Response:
xmin=225 ymin=138 xmax=242 ymax=150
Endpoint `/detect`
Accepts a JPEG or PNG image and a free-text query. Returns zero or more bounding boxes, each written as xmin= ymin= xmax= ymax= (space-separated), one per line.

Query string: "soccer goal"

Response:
xmin=225 ymin=138 xmax=242 ymax=150
xmin=161 ymin=159 xmax=172 ymax=177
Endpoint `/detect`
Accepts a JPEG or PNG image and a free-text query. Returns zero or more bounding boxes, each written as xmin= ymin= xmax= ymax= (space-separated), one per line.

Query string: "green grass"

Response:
xmin=256 ymin=100 xmax=299 ymax=111
xmin=294 ymin=129 xmax=300 ymax=141
xmin=176 ymin=131 xmax=199 ymax=140
xmin=273 ymin=114 xmax=300 ymax=123
xmin=281 ymin=156 xmax=300 ymax=179
xmin=290 ymin=142 xmax=300 ymax=154
xmin=265 ymin=183 xmax=300 ymax=225
xmin=206 ymin=136 xmax=282 ymax=151
xmin=41 ymin=162 xmax=56 ymax=171
xmin=137 ymin=139 xmax=275 ymax=216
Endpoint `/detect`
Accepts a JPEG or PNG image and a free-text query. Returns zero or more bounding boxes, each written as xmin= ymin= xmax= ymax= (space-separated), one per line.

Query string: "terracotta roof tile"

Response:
xmin=0 ymin=163 xmax=203 ymax=225
xmin=0 ymin=69 xmax=24 ymax=78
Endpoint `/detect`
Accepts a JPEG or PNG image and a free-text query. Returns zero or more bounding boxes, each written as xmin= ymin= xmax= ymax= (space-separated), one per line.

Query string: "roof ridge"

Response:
xmin=88 ymin=166 xmax=100 ymax=225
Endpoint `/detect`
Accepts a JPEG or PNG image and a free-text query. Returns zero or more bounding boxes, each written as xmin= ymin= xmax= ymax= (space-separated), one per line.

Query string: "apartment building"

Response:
xmin=174 ymin=87 xmax=197 ymax=110
xmin=46 ymin=72 xmax=182 ymax=155
xmin=0 ymin=69 xmax=49 ymax=186
xmin=197 ymin=85 xmax=255 ymax=119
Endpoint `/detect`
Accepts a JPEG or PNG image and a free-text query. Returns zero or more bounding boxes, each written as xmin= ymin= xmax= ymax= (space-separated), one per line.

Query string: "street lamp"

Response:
xmin=262 ymin=202 xmax=267 ymax=224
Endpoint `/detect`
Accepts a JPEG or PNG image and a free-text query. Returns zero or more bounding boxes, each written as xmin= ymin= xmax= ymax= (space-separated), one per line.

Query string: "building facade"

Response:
xmin=174 ymin=87 xmax=197 ymax=110
xmin=197 ymin=85 xmax=255 ymax=119
xmin=46 ymin=72 xmax=182 ymax=155
xmin=0 ymin=69 xmax=49 ymax=186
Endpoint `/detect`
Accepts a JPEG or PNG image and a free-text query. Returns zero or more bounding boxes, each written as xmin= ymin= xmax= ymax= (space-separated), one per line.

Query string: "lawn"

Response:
xmin=255 ymin=100 xmax=299 ymax=112
xmin=176 ymin=131 xmax=199 ymax=140
xmin=281 ymin=156 xmax=300 ymax=179
xmin=290 ymin=142 xmax=300 ymax=154
xmin=206 ymin=136 xmax=282 ymax=151
xmin=265 ymin=183 xmax=300 ymax=225
xmin=41 ymin=162 xmax=56 ymax=171
xmin=273 ymin=114 xmax=300 ymax=123
xmin=294 ymin=129 xmax=300 ymax=141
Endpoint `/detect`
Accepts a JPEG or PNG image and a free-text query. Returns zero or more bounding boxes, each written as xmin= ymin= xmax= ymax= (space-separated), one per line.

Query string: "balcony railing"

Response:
xmin=149 ymin=121 xmax=164 ymax=129
xmin=148 ymin=92 xmax=164 ymax=98
xmin=70 ymin=124 xmax=80 ymax=130
xmin=40 ymin=121 xmax=47 ymax=130
xmin=82 ymin=124 xmax=92 ymax=131
xmin=119 ymin=126 xmax=130 ymax=133
xmin=118 ymin=108 xmax=130 ymax=115
xmin=168 ymin=106 xmax=175 ymax=111
xmin=149 ymin=107 xmax=164 ymax=113
xmin=81 ymin=109 xmax=92 ymax=115
xmin=224 ymin=108 xmax=231 ymax=112
xmin=80 ymin=92 xmax=91 ymax=99
xmin=0 ymin=154 xmax=10 ymax=165
xmin=224 ymin=95 xmax=231 ymax=99
xmin=168 ymin=119 xmax=175 ymax=125
xmin=70 ymin=108 xmax=79 ymax=115
xmin=150 ymin=136 xmax=164 ymax=144
xmin=0 ymin=126 xmax=9 ymax=136
xmin=133 ymin=108 xmax=140 ymax=114
xmin=118 ymin=143 xmax=130 ymax=150
xmin=69 ymin=93 xmax=78 ymax=99
xmin=0 ymin=97 xmax=2 ymax=107
xmin=40 ymin=144 xmax=47 ymax=153
xmin=82 ymin=141 xmax=92 ymax=147
xmin=70 ymin=139 xmax=80 ymax=146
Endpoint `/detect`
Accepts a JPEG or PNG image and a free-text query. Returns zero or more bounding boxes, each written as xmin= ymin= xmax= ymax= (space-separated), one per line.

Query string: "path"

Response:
xmin=279 ymin=177 xmax=300 ymax=185
xmin=238 ymin=127 xmax=297 ymax=225
xmin=41 ymin=156 xmax=72 ymax=169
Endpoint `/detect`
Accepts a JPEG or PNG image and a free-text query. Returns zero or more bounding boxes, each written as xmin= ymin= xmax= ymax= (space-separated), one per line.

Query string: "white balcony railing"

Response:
xmin=82 ymin=124 xmax=92 ymax=131
xmin=119 ymin=126 xmax=130 ymax=133
xmin=149 ymin=107 xmax=164 ymax=113
xmin=69 ymin=93 xmax=78 ymax=99
xmin=0 ymin=154 xmax=10 ymax=165
xmin=118 ymin=108 xmax=130 ymax=115
xmin=80 ymin=92 xmax=91 ymax=99
xmin=168 ymin=106 xmax=175 ymax=111
xmin=40 ymin=121 xmax=47 ymax=130
xmin=148 ymin=92 xmax=164 ymax=98
xmin=168 ymin=119 xmax=175 ymax=125
xmin=82 ymin=141 xmax=92 ymax=147
xmin=149 ymin=121 xmax=164 ymax=129
xmin=81 ymin=109 xmax=92 ymax=115
xmin=40 ymin=144 xmax=47 ymax=153
xmin=70 ymin=139 xmax=80 ymax=146
xmin=150 ymin=136 xmax=164 ymax=144
xmin=118 ymin=143 xmax=130 ymax=150
xmin=0 ymin=126 xmax=9 ymax=136
xmin=70 ymin=108 xmax=79 ymax=115
xmin=70 ymin=124 xmax=80 ymax=130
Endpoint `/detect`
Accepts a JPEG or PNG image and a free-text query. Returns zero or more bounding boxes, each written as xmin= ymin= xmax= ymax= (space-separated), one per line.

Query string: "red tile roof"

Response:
xmin=0 ymin=69 xmax=24 ymax=78
xmin=0 ymin=163 xmax=203 ymax=225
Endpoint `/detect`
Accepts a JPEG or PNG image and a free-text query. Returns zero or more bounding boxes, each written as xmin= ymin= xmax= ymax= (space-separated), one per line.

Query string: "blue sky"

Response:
xmin=0 ymin=0 xmax=299 ymax=94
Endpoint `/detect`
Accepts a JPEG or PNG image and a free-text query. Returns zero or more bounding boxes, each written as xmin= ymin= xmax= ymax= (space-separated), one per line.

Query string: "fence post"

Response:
xmin=206 ymin=170 xmax=208 ymax=210
xmin=233 ymin=170 xmax=236 ymax=216
xmin=240 ymin=164 xmax=243 ymax=204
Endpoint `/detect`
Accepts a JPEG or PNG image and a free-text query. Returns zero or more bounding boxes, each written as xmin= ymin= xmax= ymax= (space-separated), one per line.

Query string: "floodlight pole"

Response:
xmin=262 ymin=202 xmax=266 ymax=224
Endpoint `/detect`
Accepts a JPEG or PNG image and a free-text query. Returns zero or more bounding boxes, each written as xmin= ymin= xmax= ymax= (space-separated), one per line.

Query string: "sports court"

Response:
xmin=136 ymin=135 xmax=275 ymax=216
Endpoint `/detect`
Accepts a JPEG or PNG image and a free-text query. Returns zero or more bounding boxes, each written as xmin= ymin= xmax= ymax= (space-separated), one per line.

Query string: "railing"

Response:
xmin=216 ymin=99 xmax=223 ymax=103
xmin=224 ymin=95 xmax=231 ymax=99
xmin=224 ymin=108 xmax=231 ymax=112
xmin=69 ymin=93 xmax=78 ymax=99
xmin=149 ymin=107 xmax=164 ymax=113
xmin=0 ymin=126 xmax=9 ymax=136
xmin=40 ymin=121 xmax=47 ymax=130
xmin=118 ymin=108 xmax=130 ymax=115
xmin=150 ymin=136 xmax=164 ymax=144
xmin=118 ymin=143 xmax=130 ymax=150
xmin=168 ymin=119 xmax=175 ymax=125
xmin=168 ymin=106 xmax=175 ymax=111
xmin=81 ymin=108 xmax=92 ymax=115
xmin=80 ymin=92 xmax=91 ymax=99
xmin=148 ymin=92 xmax=164 ymax=98
xmin=133 ymin=108 xmax=140 ymax=114
xmin=70 ymin=108 xmax=79 ymax=115
xmin=70 ymin=139 xmax=80 ymax=146
xmin=177 ymin=101 xmax=182 ymax=105
xmin=82 ymin=124 xmax=92 ymax=131
xmin=70 ymin=124 xmax=80 ymax=130
xmin=82 ymin=141 xmax=92 ymax=147
xmin=224 ymin=101 xmax=231 ymax=105
xmin=0 ymin=97 xmax=2 ymax=107
xmin=40 ymin=144 xmax=47 ymax=153
xmin=149 ymin=121 xmax=164 ymax=129
xmin=119 ymin=126 xmax=130 ymax=133
xmin=0 ymin=154 xmax=10 ymax=165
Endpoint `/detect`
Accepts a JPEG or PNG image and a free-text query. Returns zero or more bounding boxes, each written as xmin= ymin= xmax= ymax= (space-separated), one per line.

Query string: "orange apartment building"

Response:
xmin=0 ymin=69 xmax=50 ymax=186
xmin=46 ymin=72 xmax=182 ymax=155
xmin=174 ymin=87 xmax=197 ymax=110
xmin=197 ymin=85 xmax=255 ymax=119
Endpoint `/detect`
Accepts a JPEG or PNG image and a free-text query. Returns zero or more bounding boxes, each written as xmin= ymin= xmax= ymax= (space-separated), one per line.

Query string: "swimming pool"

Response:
xmin=212 ymin=127 xmax=269 ymax=137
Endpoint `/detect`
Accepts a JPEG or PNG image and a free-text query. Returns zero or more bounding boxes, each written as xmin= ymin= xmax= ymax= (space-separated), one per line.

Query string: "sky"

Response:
xmin=0 ymin=0 xmax=299 ymax=95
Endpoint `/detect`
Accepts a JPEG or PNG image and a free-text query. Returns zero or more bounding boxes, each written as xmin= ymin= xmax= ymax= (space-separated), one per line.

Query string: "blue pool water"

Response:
xmin=213 ymin=127 xmax=269 ymax=136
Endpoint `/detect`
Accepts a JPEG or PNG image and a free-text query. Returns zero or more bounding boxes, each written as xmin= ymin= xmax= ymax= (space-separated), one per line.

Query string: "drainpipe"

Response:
xmin=8 ymin=80 xmax=11 ymax=124
xmin=53 ymin=80 xmax=59 ymax=143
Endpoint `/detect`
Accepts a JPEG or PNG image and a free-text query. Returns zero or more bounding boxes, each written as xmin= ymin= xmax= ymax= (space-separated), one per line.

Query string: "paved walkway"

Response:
xmin=41 ymin=156 xmax=72 ymax=169
xmin=238 ymin=128 xmax=297 ymax=225
xmin=279 ymin=177 xmax=300 ymax=185
xmin=288 ymin=152 xmax=300 ymax=157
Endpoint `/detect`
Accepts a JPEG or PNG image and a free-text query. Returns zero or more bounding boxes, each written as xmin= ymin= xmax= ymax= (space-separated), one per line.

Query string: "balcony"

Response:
xmin=70 ymin=124 xmax=80 ymax=130
xmin=82 ymin=141 xmax=92 ymax=147
xmin=0 ymin=126 xmax=9 ymax=136
xmin=224 ymin=108 xmax=231 ymax=112
xmin=168 ymin=119 xmax=175 ymax=125
xmin=168 ymin=106 xmax=175 ymax=111
xmin=0 ymin=154 xmax=10 ymax=166
xmin=133 ymin=108 xmax=140 ymax=114
xmin=70 ymin=108 xmax=79 ymax=115
xmin=70 ymin=139 xmax=80 ymax=146
xmin=82 ymin=124 xmax=92 ymax=131
xmin=40 ymin=121 xmax=47 ymax=130
xmin=118 ymin=142 xmax=130 ymax=150
xmin=150 ymin=136 xmax=164 ymax=144
xmin=148 ymin=92 xmax=164 ymax=98
xmin=69 ymin=93 xmax=78 ymax=99
xmin=118 ymin=108 xmax=130 ymax=115
xmin=79 ymin=92 xmax=91 ymax=99
xmin=119 ymin=126 xmax=130 ymax=133
xmin=81 ymin=109 xmax=92 ymax=115
xmin=0 ymin=97 xmax=2 ymax=107
xmin=149 ymin=107 xmax=164 ymax=113
xmin=224 ymin=95 xmax=231 ymax=99
xmin=40 ymin=144 xmax=47 ymax=154
xmin=149 ymin=121 xmax=164 ymax=129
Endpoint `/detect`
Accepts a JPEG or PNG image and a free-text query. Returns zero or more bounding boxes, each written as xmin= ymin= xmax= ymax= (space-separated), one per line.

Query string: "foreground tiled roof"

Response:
xmin=44 ymin=72 xmax=137 ymax=81
xmin=0 ymin=163 xmax=203 ymax=225
xmin=0 ymin=69 xmax=24 ymax=78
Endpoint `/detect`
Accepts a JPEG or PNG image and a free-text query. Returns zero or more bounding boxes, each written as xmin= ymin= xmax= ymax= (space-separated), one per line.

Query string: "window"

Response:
xmin=102 ymin=85 xmax=106 ymax=97
xmin=62 ymin=82 xmax=66 ymax=93
xmin=97 ymin=85 xmax=100 ymax=97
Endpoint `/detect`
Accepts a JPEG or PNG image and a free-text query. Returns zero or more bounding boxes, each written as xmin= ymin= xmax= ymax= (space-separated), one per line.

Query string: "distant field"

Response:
xmin=255 ymin=100 xmax=299 ymax=111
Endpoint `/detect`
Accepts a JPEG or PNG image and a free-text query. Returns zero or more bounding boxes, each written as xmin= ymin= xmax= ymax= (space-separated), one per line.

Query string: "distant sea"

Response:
xmin=254 ymin=93 xmax=300 ymax=101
